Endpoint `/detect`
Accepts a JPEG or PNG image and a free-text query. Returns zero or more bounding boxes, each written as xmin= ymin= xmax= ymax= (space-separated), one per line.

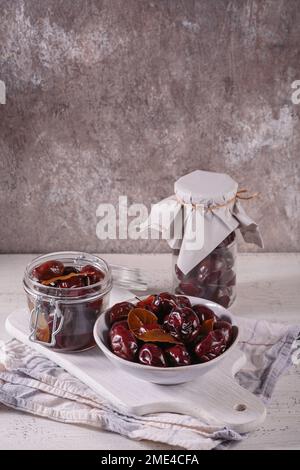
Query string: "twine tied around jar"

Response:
xmin=176 ymin=189 xmax=260 ymax=212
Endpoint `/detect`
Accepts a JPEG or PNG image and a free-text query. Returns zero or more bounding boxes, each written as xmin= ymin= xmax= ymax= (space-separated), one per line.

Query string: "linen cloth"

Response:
xmin=0 ymin=317 xmax=299 ymax=450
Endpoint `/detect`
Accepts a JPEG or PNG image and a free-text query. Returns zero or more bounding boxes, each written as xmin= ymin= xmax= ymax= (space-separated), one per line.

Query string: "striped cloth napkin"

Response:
xmin=0 ymin=318 xmax=299 ymax=450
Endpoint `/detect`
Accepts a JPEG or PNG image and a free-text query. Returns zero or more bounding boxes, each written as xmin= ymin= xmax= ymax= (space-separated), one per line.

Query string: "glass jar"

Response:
xmin=23 ymin=252 xmax=112 ymax=352
xmin=173 ymin=231 xmax=237 ymax=308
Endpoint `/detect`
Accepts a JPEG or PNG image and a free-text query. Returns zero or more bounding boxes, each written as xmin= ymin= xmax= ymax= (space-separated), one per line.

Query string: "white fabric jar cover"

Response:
xmin=141 ymin=170 xmax=263 ymax=275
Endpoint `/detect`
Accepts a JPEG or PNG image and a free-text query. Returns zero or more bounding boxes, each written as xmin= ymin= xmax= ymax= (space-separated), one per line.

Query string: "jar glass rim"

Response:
xmin=23 ymin=251 xmax=112 ymax=299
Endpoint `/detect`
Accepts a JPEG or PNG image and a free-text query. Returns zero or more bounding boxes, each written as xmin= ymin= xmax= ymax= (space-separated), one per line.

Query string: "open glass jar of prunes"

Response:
xmin=173 ymin=231 xmax=237 ymax=308
xmin=23 ymin=252 xmax=112 ymax=352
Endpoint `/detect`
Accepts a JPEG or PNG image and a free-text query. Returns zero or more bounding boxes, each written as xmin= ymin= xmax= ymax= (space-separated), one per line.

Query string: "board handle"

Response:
xmin=181 ymin=381 xmax=266 ymax=433
xmin=170 ymin=349 xmax=266 ymax=433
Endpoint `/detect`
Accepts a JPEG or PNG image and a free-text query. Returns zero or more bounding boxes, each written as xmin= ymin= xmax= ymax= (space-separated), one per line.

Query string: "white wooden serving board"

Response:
xmin=5 ymin=287 xmax=266 ymax=433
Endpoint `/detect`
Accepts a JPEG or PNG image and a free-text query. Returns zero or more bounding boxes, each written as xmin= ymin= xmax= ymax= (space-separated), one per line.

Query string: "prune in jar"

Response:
xmin=108 ymin=301 xmax=135 ymax=325
xmin=193 ymin=257 xmax=212 ymax=284
xmin=109 ymin=321 xmax=138 ymax=361
xmin=188 ymin=252 xmax=227 ymax=287
xmin=165 ymin=344 xmax=191 ymax=366
xmin=192 ymin=305 xmax=216 ymax=324
xmin=176 ymin=295 xmax=192 ymax=309
xmin=204 ymin=255 xmax=226 ymax=284
xmin=201 ymin=284 xmax=218 ymax=302
xmin=194 ymin=330 xmax=226 ymax=362
xmin=176 ymin=282 xmax=204 ymax=297
xmin=138 ymin=343 xmax=167 ymax=367
xmin=87 ymin=297 xmax=103 ymax=314
xmin=219 ymin=269 xmax=236 ymax=287
xmin=213 ymin=320 xmax=232 ymax=344
xmin=57 ymin=276 xmax=86 ymax=289
xmin=205 ymin=270 xmax=222 ymax=285
xmin=223 ymin=250 xmax=235 ymax=270
xmin=32 ymin=260 xmax=64 ymax=282
xmin=163 ymin=307 xmax=201 ymax=343
xmin=55 ymin=328 xmax=95 ymax=352
xmin=53 ymin=303 xmax=96 ymax=351
xmin=212 ymin=287 xmax=232 ymax=308
xmin=212 ymin=254 xmax=227 ymax=273
xmin=81 ymin=265 xmax=104 ymax=284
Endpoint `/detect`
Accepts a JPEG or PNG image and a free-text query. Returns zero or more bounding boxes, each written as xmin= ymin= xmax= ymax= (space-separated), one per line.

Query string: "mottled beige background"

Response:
xmin=0 ymin=0 xmax=299 ymax=254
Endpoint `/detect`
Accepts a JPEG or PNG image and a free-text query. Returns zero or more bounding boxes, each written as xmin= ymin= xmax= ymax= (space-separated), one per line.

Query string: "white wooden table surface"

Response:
xmin=0 ymin=253 xmax=299 ymax=450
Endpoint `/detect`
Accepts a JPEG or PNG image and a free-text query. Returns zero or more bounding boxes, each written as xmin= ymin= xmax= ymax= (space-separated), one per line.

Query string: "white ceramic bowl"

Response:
xmin=93 ymin=296 xmax=239 ymax=385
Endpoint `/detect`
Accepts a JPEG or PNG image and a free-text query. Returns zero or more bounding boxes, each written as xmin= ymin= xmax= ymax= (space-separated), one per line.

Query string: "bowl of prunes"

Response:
xmin=94 ymin=292 xmax=239 ymax=384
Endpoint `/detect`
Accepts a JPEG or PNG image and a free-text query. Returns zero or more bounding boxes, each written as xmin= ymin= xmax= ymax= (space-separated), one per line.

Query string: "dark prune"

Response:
xmin=194 ymin=330 xmax=226 ymax=362
xmin=163 ymin=307 xmax=201 ymax=343
xmin=212 ymin=287 xmax=232 ymax=308
xmin=219 ymin=269 xmax=236 ymax=286
xmin=192 ymin=305 xmax=216 ymax=324
xmin=212 ymin=254 xmax=227 ymax=274
xmin=213 ymin=320 xmax=232 ymax=344
xmin=176 ymin=282 xmax=204 ymax=297
xmin=32 ymin=260 xmax=64 ymax=281
xmin=109 ymin=321 xmax=138 ymax=361
xmin=152 ymin=292 xmax=177 ymax=321
xmin=193 ymin=257 xmax=212 ymax=283
xmin=107 ymin=301 xmax=135 ymax=325
xmin=57 ymin=276 xmax=86 ymax=289
xmin=165 ymin=344 xmax=191 ymax=366
xmin=81 ymin=265 xmax=105 ymax=285
xmin=223 ymin=251 xmax=235 ymax=270
xmin=176 ymin=295 xmax=192 ymax=309
xmin=138 ymin=343 xmax=167 ymax=367
xmin=205 ymin=270 xmax=222 ymax=285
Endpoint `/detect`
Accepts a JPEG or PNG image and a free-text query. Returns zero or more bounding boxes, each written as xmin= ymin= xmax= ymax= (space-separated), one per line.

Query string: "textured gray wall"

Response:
xmin=1 ymin=0 xmax=299 ymax=254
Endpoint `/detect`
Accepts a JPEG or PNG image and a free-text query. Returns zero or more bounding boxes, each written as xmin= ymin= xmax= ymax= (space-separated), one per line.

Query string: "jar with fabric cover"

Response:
xmin=142 ymin=170 xmax=263 ymax=307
